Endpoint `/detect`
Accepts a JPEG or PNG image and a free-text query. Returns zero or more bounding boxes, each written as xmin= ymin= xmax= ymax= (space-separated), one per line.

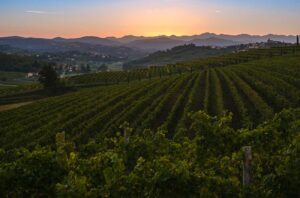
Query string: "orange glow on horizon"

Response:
xmin=0 ymin=2 xmax=299 ymax=39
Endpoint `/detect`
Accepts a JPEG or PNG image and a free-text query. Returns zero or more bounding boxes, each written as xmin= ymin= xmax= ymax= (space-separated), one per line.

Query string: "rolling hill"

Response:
xmin=190 ymin=37 xmax=240 ymax=47
xmin=126 ymin=37 xmax=185 ymax=50
xmin=1 ymin=49 xmax=300 ymax=149
xmin=53 ymin=36 xmax=121 ymax=46
xmin=1 ymin=46 xmax=300 ymax=197
xmin=0 ymin=52 xmax=45 ymax=72
xmin=123 ymin=44 xmax=237 ymax=69
xmin=0 ymin=37 xmax=145 ymax=55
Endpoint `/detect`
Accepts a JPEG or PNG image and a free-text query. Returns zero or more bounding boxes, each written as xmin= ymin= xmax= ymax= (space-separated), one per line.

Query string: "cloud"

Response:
xmin=215 ymin=10 xmax=221 ymax=13
xmin=25 ymin=10 xmax=54 ymax=14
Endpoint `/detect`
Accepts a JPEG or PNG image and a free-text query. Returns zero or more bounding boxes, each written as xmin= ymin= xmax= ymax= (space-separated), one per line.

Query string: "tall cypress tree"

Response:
xmin=297 ymin=35 xmax=299 ymax=46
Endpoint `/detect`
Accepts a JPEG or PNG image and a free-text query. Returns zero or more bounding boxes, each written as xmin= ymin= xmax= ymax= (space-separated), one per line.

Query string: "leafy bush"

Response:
xmin=0 ymin=109 xmax=299 ymax=197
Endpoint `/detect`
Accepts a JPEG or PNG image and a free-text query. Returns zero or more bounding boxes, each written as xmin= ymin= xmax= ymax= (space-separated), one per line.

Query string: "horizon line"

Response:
xmin=0 ymin=32 xmax=298 ymax=40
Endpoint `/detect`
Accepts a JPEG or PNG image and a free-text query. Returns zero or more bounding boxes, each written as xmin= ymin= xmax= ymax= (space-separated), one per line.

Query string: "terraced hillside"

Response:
xmin=1 ymin=54 xmax=299 ymax=149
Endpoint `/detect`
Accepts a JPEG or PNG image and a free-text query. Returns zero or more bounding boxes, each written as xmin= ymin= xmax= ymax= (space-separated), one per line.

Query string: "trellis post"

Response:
xmin=243 ymin=146 xmax=252 ymax=185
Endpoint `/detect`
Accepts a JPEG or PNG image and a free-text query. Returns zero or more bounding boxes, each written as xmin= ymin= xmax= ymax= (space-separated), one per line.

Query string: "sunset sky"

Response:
xmin=0 ymin=0 xmax=300 ymax=38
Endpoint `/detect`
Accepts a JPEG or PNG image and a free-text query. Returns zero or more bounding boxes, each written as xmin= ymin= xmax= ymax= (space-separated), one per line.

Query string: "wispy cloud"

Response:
xmin=25 ymin=10 xmax=54 ymax=15
xmin=215 ymin=10 xmax=221 ymax=13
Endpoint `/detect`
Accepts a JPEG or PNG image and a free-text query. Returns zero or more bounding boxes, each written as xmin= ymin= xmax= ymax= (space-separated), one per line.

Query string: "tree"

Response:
xmin=86 ymin=64 xmax=91 ymax=73
xmin=38 ymin=64 xmax=61 ymax=92
xmin=98 ymin=63 xmax=108 ymax=72
xmin=80 ymin=64 xmax=86 ymax=73
xmin=32 ymin=60 xmax=41 ymax=71
xmin=297 ymin=35 xmax=299 ymax=46
xmin=80 ymin=64 xmax=91 ymax=73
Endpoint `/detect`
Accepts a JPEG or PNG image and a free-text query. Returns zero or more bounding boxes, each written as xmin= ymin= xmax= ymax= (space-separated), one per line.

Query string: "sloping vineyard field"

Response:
xmin=1 ymin=53 xmax=299 ymax=149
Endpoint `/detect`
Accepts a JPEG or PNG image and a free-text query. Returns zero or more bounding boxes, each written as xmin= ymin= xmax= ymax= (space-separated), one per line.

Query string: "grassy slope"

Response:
xmin=124 ymin=45 xmax=235 ymax=68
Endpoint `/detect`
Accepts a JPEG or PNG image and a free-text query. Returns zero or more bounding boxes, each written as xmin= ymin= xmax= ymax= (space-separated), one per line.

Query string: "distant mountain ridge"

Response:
xmin=0 ymin=37 xmax=147 ymax=63
xmin=0 ymin=33 xmax=297 ymax=52
xmin=53 ymin=36 xmax=121 ymax=46
xmin=115 ymin=32 xmax=296 ymax=44
xmin=120 ymin=33 xmax=294 ymax=51
xmin=190 ymin=37 xmax=240 ymax=47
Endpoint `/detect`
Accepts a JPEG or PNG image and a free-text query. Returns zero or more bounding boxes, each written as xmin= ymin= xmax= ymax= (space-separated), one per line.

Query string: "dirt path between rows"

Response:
xmin=0 ymin=101 xmax=33 ymax=112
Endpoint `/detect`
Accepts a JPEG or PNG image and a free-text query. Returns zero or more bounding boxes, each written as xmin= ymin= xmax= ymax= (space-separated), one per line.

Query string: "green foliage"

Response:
xmin=124 ymin=44 xmax=235 ymax=69
xmin=0 ymin=109 xmax=299 ymax=197
xmin=1 ymin=53 xmax=300 ymax=148
xmin=0 ymin=53 xmax=45 ymax=72
xmin=0 ymin=47 xmax=299 ymax=197
xmin=38 ymin=64 xmax=64 ymax=93
xmin=0 ymin=147 xmax=66 ymax=197
xmin=0 ymin=71 xmax=26 ymax=82
xmin=68 ymin=46 xmax=300 ymax=86
xmin=98 ymin=63 xmax=108 ymax=72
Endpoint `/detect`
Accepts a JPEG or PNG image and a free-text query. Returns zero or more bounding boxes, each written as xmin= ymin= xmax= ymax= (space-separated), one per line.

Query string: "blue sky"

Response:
xmin=1 ymin=0 xmax=299 ymax=9
xmin=0 ymin=0 xmax=299 ymax=37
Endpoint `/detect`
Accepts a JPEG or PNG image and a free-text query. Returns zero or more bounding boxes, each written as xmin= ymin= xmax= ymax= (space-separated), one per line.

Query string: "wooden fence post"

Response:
xmin=243 ymin=146 xmax=252 ymax=186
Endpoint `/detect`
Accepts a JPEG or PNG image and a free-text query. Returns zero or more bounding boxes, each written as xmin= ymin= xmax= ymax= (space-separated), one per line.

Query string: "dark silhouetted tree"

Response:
xmin=297 ymin=35 xmax=299 ymax=46
xmin=86 ymin=64 xmax=91 ymax=73
xmin=98 ymin=64 xmax=108 ymax=72
xmin=38 ymin=64 xmax=61 ymax=93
